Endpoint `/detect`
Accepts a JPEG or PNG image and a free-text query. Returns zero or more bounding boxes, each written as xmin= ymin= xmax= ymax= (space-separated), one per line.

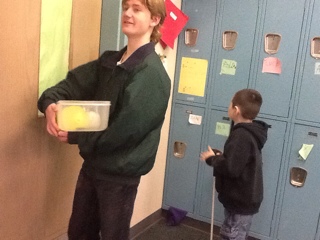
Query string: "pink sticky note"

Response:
xmin=262 ymin=57 xmax=282 ymax=74
xmin=160 ymin=0 xmax=189 ymax=49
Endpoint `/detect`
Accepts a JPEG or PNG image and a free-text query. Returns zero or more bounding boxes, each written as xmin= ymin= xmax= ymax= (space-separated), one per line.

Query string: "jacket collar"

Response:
xmin=100 ymin=42 xmax=155 ymax=71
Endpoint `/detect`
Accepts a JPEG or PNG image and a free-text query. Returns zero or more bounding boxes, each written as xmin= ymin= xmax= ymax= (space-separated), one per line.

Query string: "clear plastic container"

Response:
xmin=57 ymin=100 xmax=111 ymax=131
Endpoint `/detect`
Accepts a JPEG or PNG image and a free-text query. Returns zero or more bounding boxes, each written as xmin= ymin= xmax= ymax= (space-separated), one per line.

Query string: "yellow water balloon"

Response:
xmin=58 ymin=106 xmax=89 ymax=131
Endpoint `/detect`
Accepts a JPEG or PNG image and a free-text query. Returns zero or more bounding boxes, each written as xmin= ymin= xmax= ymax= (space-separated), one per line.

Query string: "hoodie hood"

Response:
xmin=234 ymin=120 xmax=270 ymax=150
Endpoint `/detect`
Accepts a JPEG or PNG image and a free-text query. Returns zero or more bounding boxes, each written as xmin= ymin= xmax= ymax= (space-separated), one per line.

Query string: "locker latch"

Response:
xmin=173 ymin=141 xmax=187 ymax=159
xmin=290 ymin=167 xmax=307 ymax=187
xmin=265 ymin=33 xmax=281 ymax=54
xmin=185 ymin=28 xmax=199 ymax=47
xmin=223 ymin=30 xmax=238 ymax=50
xmin=311 ymin=37 xmax=320 ymax=59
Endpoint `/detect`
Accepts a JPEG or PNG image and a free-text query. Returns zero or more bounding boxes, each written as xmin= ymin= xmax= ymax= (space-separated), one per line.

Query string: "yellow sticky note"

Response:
xmin=178 ymin=57 xmax=208 ymax=97
xmin=298 ymin=144 xmax=314 ymax=160
xmin=220 ymin=59 xmax=237 ymax=75
xmin=215 ymin=122 xmax=230 ymax=137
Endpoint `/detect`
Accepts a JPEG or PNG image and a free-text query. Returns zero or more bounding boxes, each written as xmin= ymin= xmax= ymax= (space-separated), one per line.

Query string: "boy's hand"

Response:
xmin=200 ymin=145 xmax=215 ymax=161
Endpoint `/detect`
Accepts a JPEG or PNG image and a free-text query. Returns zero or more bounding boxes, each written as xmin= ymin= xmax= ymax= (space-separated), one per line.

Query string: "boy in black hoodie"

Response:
xmin=200 ymin=89 xmax=269 ymax=240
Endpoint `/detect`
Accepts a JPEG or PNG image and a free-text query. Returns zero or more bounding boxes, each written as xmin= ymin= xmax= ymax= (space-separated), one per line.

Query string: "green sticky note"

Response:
xmin=298 ymin=144 xmax=314 ymax=160
xmin=215 ymin=122 xmax=230 ymax=137
xmin=220 ymin=59 xmax=237 ymax=75
xmin=38 ymin=0 xmax=73 ymax=98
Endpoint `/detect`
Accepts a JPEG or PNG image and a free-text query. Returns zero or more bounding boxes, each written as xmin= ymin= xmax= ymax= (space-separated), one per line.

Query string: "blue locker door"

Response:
xmin=278 ymin=125 xmax=320 ymax=240
xmin=296 ymin=0 xmax=320 ymax=123
xmin=254 ymin=0 xmax=306 ymax=117
xmin=198 ymin=110 xmax=231 ymax=222
xmin=163 ymin=104 xmax=205 ymax=212
xmin=211 ymin=0 xmax=259 ymax=108
xmin=249 ymin=118 xmax=286 ymax=238
xmin=199 ymin=114 xmax=287 ymax=238
xmin=174 ymin=0 xmax=216 ymax=104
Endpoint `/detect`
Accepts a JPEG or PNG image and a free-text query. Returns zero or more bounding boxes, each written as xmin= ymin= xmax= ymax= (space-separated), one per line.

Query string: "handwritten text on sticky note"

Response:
xmin=189 ymin=114 xmax=202 ymax=125
xmin=262 ymin=57 xmax=282 ymax=74
xmin=299 ymin=144 xmax=314 ymax=160
xmin=220 ymin=59 xmax=237 ymax=75
xmin=215 ymin=122 xmax=231 ymax=137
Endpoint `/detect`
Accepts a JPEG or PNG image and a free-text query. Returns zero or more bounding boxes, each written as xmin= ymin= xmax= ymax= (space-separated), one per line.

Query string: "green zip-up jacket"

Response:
xmin=38 ymin=43 xmax=171 ymax=179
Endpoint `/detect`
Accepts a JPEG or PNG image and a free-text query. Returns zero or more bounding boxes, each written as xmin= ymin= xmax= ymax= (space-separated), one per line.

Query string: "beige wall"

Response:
xmin=0 ymin=0 xmax=101 ymax=239
xmin=0 ymin=0 xmax=180 ymax=239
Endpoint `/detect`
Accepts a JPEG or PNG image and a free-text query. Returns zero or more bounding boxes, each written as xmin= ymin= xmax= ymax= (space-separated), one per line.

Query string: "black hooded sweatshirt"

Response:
xmin=206 ymin=120 xmax=269 ymax=214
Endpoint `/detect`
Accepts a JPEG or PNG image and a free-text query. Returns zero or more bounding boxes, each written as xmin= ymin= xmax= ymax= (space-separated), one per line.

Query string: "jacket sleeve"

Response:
xmin=37 ymin=60 xmax=99 ymax=113
xmin=212 ymin=129 xmax=253 ymax=178
xmin=70 ymin=62 xmax=171 ymax=155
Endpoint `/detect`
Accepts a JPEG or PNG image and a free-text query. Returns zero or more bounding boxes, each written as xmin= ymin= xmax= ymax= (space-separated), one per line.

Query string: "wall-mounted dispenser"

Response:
xmin=265 ymin=33 xmax=281 ymax=54
xmin=185 ymin=28 xmax=199 ymax=47
xmin=222 ymin=30 xmax=238 ymax=50
xmin=290 ymin=167 xmax=307 ymax=187
xmin=173 ymin=141 xmax=187 ymax=159
xmin=311 ymin=37 xmax=320 ymax=59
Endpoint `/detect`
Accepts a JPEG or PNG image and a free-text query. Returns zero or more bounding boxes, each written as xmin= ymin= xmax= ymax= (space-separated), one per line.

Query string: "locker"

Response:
xmin=210 ymin=0 xmax=260 ymax=108
xmin=296 ymin=0 xmax=320 ymax=123
xmin=198 ymin=115 xmax=287 ymax=239
xmin=173 ymin=0 xmax=217 ymax=104
xmin=278 ymin=124 xmax=320 ymax=240
xmin=198 ymin=110 xmax=231 ymax=222
xmin=254 ymin=0 xmax=307 ymax=117
xmin=250 ymin=118 xmax=286 ymax=238
xmin=163 ymin=104 xmax=205 ymax=212
xmin=163 ymin=0 xmax=320 ymax=239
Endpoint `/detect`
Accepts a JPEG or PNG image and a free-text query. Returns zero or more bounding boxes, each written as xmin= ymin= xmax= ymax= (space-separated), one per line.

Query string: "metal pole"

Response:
xmin=210 ymin=176 xmax=215 ymax=240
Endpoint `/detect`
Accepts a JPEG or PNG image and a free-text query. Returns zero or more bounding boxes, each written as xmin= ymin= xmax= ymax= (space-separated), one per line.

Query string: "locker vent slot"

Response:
xmin=308 ymin=131 xmax=318 ymax=137
xmin=311 ymin=37 xmax=320 ymax=59
xmin=265 ymin=33 xmax=281 ymax=54
xmin=223 ymin=31 xmax=238 ymax=50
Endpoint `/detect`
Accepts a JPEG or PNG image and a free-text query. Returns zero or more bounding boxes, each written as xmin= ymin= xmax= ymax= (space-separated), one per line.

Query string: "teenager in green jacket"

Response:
xmin=38 ymin=0 xmax=170 ymax=239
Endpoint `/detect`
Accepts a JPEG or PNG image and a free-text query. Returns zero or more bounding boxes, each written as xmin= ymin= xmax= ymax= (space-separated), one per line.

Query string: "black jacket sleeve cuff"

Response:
xmin=68 ymin=132 xmax=79 ymax=144
xmin=205 ymin=157 xmax=214 ymax=166
xmin=38 ymin=99 xmax=55 ymax=114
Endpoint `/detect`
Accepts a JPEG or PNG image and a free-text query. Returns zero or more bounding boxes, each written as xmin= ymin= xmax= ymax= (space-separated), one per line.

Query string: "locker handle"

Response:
xmin=173 ymin=141 xmax=187 ymax=159
xmin=185 ymin=28 xmax=199 ymax=47
xmin=290 ymin=167 xmax=307 ymax=187
xmin=265 ymin=33 xmax=281 ymax=54
xmin=311 ymin=37 xmax=320 ymax=59
xmin=223 ymin=30 xmax=238 ymax=50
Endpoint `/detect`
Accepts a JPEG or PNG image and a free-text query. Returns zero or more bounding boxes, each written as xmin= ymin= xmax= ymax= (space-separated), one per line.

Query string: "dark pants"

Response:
xmin=68 ymin=169 xmax=140 ymax=240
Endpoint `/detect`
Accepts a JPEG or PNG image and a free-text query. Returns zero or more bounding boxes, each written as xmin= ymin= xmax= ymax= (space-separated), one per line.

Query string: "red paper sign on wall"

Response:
xmin=160 ymin=0 xmax=189 ymax=49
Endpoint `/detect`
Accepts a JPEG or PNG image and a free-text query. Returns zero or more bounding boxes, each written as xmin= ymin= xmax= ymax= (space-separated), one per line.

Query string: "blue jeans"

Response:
xmin=220 ymin=209 xmax=253 ymax=240
xmin=68 ymin=168 xmax=140 ymax=240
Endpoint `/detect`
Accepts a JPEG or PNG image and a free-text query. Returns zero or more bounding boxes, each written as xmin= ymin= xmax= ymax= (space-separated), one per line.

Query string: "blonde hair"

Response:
xmin=122 ymin=0 xmax=166 ymax=43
